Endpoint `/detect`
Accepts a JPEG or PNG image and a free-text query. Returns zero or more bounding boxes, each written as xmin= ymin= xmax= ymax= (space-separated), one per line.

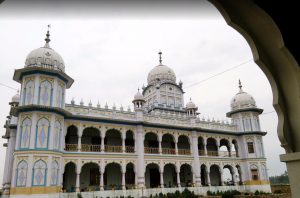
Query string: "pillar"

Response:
xmin=100 ymin=127 xmax=105 ymax=153
xmin=220 ymin=169 xmax=224 ymax=186
xmin=122 ymin=129 xmax=126 ymax=153
xmin=175 ymin=140 xmax=178 ymax=155
xmin=78 ymin=135 xmax=82 ymax=151
xmin=100 ymin=171 xmax=104 ymax=191
xmin=207 ymin=171 xmax=211 ymax=186
xmin=176 ymin=170 xmax=181 ymax=187
xmin=136 ymin=125 xmax=145 ymax=188
xmin=160 ymin=171 xmax=164 ymax=188
xmin=122 ymin=171 xmax=126 ymax=190
xmin=191 ymin=131 xmax=201 ymax=186
xmin=158 ymin=133 xmax=162 ymax=154
xmin=76 ymin=173 xmax=80 ymax=192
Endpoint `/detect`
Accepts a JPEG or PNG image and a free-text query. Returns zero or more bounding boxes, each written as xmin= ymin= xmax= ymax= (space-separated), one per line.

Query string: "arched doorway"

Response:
xmin=163 ymin=164 xmax=177 ymax=188
xmin=104 ymin=163 xmax=122 ymax=190
xmin=200 ymin=164 xmax=209 ymax=186
xmin=177 ymin=135 xmax=191 ymax=155
xmin=219 ymin=139 xmax=230 ymax=157
xmin=210 ymin=164 xmax=221 ymax=186
xmin=65 ymin=125 xmax=78 ymax=151
xmin=125 ymin=163 xmax=135 ymax=189
xmin=198 ymin=136 xmax=205 ymax=156
xmin=80 ymin=162 xmax=100 ymax=191
xmin=144 ymin=132 xmax=159 ymax=154
xmin=223 ymin=165 xmax=235 ymax=186
xmin=81 ymin=127 xmax=101 ymax=152
xmin=161 ymin=134 xmax=175 ymax=155
xmin=207 ymin=138 xmax=218 ymax=156
xmin=63 ymin=162 xmax=76 ymax=192
xmin=125 ymin=130 xmax=135 ymax=153
xmin=180 ymin=164 xmax=193 ymax=187
xmin=105 ymin=129 xmax=122 ymax=153
xmin=145 ymin=163 xmax=160 ymax=188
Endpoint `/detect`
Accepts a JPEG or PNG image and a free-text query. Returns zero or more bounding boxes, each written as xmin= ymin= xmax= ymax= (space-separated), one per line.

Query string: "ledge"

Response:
xmin=280 ymin=151 xmax=300 ymax=162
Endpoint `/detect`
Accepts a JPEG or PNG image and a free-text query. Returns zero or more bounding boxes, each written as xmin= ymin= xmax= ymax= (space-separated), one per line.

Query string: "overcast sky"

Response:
xmin=0 ymin=1 xmax=286 ymax=184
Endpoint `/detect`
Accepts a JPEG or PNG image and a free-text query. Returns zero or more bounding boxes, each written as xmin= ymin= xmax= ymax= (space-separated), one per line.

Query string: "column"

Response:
xmin=122 ymin=171 xmax=126 ymax=190
xmin=29 ymin=113 xmax=37 ymax=149
xmin=33 ymin=75 xmax=40 ymax=105
xmin=78 ymin=135 xmax=82 ymax=151
xmin=100 ymin=170 xmax=104 ymax=191
xmin=175 ymin=140 xmax=178 ymax=155
xmin=158 ymin=133 xmax=162 ymax=154
xmin=220 ymin=169 xmax=224 ymax=186
xmin=191 ymin=131 xmax=201 ymax=187
xmin=122 ymin=129 xmax=126 ymax=153
xmin=101 ymin=127 xmax=105 ymax=153
xmin=204 ymin=143 xmax=207 ymax=156
xmin=160 ymin=171 xmax=164 ymax=188
xmin=228 ymin=142 xmax=232 ymax=157
xmin=76 ymin=172 xmax=80 ymax=192
xmin=176 ymin=170 xmax=181 ymax=187
xmin=216 ymin=140 xmax=220 ymax=156
xmin=207 ymin=171 xmax=211 ymax=186
xmin=136 ymin=125 xmax=145 ymax=188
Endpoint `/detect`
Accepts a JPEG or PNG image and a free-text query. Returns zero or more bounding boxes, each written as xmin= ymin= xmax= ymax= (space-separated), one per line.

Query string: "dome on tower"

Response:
xmin=133 ymin=89 xmax=144 ymax=101
xmin=147 ymin=51 xmax=176 ymax=85
xmin=186 ymin=98 xmax=197 ymax=109
xmin=24 ymin=27 xmax=65 ymax=72
xmin=231 ymin=80 xmax=256 ymax=111
xmin=11 ymin=91 xmax=20 ymax=103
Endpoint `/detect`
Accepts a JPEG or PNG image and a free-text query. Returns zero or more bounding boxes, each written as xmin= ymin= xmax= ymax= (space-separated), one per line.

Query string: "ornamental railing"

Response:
xmin=105 ymin=145 xmax=122 ymax=153
xmin=178 ymin=149 xmax=191 ymax=155
xmin=162 ymin=148 xmax=176 ymax=155
xmin=144 ymin=147 xmax=159 ymax=154
xmin=65 ymin=144 xmax=78 ymax=151
xmin=81 ymin=144 xmax=101 ymax=152
xmin=207 ymin=150 xmax=218 ymax=156
xmin=126 ymin=146 xmax=135 ymax=153
xmin=198 ymin=150 xmax=205 ymax=156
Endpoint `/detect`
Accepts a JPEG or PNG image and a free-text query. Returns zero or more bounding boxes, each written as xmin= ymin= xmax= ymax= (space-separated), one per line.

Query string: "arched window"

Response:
xmin=51 ymin=161 xmax=59 ymax=186
xmin=35 ymin=118 xmax=50 ymax=149
xmin=20 ymin=118 xmax=32 ymax=149
xmin=53 ymin=121 xmax=61 ymax=150
xmin=16 ymin=160 xmax=28 ymax=187
xmin=56 ymin=84 xmax=64 ymax=108
xmin=250 ymin=164 xmax=259 ymax=181
xmin=32 ymin=160 xmax=47 ymax=186
xmin=23 ymin=80 xmax=34 ymax=105
xmin=38 ymin=80 xmax=53 ymax=106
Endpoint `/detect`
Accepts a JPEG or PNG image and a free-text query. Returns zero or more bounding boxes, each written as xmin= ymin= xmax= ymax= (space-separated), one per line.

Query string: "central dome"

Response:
xmin=147 ymin=63 xmax=176 ymax=84
xmin=231 ymin=81 xmax=256 ymax=111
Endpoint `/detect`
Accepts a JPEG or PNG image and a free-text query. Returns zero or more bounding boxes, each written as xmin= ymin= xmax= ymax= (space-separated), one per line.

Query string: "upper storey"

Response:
xmin=143 ymin=52 xmax=185 ymax=113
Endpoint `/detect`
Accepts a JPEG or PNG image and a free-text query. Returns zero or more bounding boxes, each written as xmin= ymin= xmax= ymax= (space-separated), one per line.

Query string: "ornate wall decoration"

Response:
xmin=20 ymin=117 xmax=32 ymax=149
xmin=35 ymin=118 xmax=50 ymax=149
xmin=16 ymin=160 xmax=28 ymax=187
xmin=32 ymin=160 xmax=47 ymax=186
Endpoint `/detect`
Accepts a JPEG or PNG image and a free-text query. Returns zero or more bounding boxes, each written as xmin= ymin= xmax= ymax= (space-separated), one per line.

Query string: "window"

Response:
xmin=247 ymin=142 xmax=255 ymax=153
xmin=251 ymin=168 xmax=259 ymax=180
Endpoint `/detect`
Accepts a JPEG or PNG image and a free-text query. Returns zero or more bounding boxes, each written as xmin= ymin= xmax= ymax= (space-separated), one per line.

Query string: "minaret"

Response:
xmin=8 ymin=26 xmax=74 ymax=195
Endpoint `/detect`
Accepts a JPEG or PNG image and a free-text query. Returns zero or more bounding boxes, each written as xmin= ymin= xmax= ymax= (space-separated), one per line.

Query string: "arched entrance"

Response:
xmin=219 ymin=139 xmax=230 ymax=157
xmin=223 ymin=165 xmax=235 ymax=186
xmin=125 ymin=130 xmax=135 ymax=153
xmin=65 ymin=125 xmax=78 ymax=151
xmin=104 ymin=163 xmax=122 ymax=190
xmin=207 ymin=138 xmax=218 ymax=156
xmin=180 ymin=164 xmax=193 ymax=187
xmin=177 ymin=135 xmax=191 ymax=155
xmin=145 ymin=163 xmax=160 ymax=188
xmin=125 ymin=163 xmax=135 ymax=189
xmin=81 ymin=127 xmax=101 ymax=152
xmin=198 ymin=136 xmax=205 ymax=156
xmin=63 ymin=162 xmax=76 ymax=192
xmin=80 ymin=162 xmax=100 ymax=191
xmin=210 ymin=164 xmax=221 ymax=186
xmin=105 ymin=129 xmax=122 ymax=153
xmin=163 ymin=164 xmax=177 ymax=188
xmin=144 ymin=132 xmax=159 ymax=154
xmin=161 ymin=134 xmax=175 ymax=155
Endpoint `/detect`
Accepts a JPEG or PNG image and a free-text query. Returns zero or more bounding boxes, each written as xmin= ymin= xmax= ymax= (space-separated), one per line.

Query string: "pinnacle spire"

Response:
xmin=158 ymin=50 xmax=162 ymax=64
xmin=238 ymin=79 xmax=243 ymax=91
xmin=44 ymin=24 xmax=51 ymax=48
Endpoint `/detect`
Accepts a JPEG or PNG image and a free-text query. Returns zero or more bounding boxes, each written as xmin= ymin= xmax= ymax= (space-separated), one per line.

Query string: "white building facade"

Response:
xmin=2 ymin=30 xmax=270 ymax=197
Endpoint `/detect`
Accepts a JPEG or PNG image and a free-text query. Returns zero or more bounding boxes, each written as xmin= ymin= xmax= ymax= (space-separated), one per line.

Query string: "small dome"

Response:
xmin=134 ymin=89 xmax=144 ymax=101
xmin=11 ymin=91 xmax=20 ymax=103
xmin=231 ymin=81 xmax=256 ymax=110
xmin=147 ymin=64 xmax=176 ymax=84
xmin=24 ymin=28 xmax=65 ymax=72
xmin=186 ymin=98 xmax=197 ymax=109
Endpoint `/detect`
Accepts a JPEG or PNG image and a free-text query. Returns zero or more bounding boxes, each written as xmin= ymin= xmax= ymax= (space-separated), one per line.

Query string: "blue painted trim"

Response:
xmin=31 ymin=160 xmax=47 ymax=186
xmin=19 ymin=126 xmax=23 ymax=149
xmin=47 ymin=125 xmax=51 ymax=149
xmin=34 ymin=125 xmax=38 ymax=149
xmin=50 ymin=88 xmax=53 ymax=107
xmin=22 ymin=88 xmax=26 ymax=106
xmin=35 ymin=118 xmax=51 ymax=149
xmin=38 ymin=86 xmax=41 ymax=105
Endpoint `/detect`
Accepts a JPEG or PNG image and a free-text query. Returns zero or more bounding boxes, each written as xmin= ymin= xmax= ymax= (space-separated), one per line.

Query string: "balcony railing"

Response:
xmin=65 ymin=144 xmax=78 ymax=151
xmin=178 ymin=149 xmax=191 ymax=155
xmin=162 ymin=148 xmax=176 ymax=155
xmin=105 ymin=145 xmax=122 ymax=153
xmin=81 ymin=144 xmax=101 ymax=152
xmin=144 ymin=147 xmax=159 ymax=154
xmin=207 ymin=150 xmax=218 ymax=156
xmin=126 ymin=146 xmax=135 ymax=153
xmin=198 ymin=150 xmax=205 ymax=156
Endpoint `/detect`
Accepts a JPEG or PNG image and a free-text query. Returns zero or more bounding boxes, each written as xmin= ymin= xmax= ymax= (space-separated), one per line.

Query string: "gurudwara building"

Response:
xmin=2 ymin=30 xmax=271 ymax=197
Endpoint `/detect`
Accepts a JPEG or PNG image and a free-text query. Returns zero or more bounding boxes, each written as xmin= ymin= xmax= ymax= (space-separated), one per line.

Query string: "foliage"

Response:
xmin=148 ymin=188 xmax=198 ymax=198
xmin=207 ymin=190 xmax=241 ymax=198
xmin=77 ymin=193 xmax=83 ymax=198
xmin=269 ymin=171 xmax=289 ymax=184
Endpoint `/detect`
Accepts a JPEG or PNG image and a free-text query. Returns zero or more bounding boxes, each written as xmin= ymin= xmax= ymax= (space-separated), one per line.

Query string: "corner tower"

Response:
xmin=8 ymin=27 xmax=73 ymax=196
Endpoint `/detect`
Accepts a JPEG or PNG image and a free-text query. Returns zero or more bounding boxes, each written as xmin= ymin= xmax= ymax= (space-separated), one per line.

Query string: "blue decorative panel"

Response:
xmin=35 ymin=118 xmax=50 ymax=149
xmin=16 ymin=160 xmax=28 ymax=187
xmin=53 ymin=121 xmax=61 ymax=150
xmin=50 ymin=161 xmax=59 ymax=186
xmin=39 ymin=80 xmax=52 ymax=106
xmin=57 ymin=85 xmax=63 ymax=108
xmin=32 ymin=160 xmax=47 ymax=186
xmin=20 ymin=118 xmax=31 ymax=149
xmin=25 ymin=80 xmax=34 ymax=105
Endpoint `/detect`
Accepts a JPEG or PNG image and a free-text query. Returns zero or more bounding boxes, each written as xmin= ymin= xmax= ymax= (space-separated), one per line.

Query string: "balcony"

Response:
xmin=198 ymin=150 xmax=205 ymax=156
xmin=178 ymin=149 xmax=191 ymax=155
xmin=144 ymin=147 xmax=159 ymax=154
xmin=162 ymin=148 xmax=176 ymax=155
xmin=81 ymin=144 xmax=101 ymax=152
xmin=105 ymin=145 xmax=122 ymax=153
xmin=65 ymin=144 xmax=78 ymax=151
xmin=207 ymin=151 xmax=219 ymax=156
